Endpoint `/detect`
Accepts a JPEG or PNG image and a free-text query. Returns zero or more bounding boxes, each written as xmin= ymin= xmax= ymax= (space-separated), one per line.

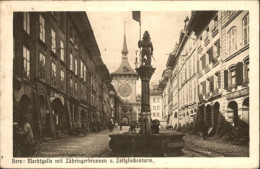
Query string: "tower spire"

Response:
xmin=122 ymin=22 xmax=128 ymax=58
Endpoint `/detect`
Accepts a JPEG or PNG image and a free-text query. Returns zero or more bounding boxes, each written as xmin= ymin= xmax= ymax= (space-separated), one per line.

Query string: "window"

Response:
xmin=230 ymin=67 xmax=236 ymax=86
xmin=80 ymin=60 xmax=83 ymax=79
xmin=242 ymin=14 xmax=249 ymax=46
xmin=70 ymin=77 xmax=73 ymax=95
xmin=157 ymin=113 xmax=159 ymax=117
xmin=215 ymin=73 xmax=219 ymax=89
xmin=153 ymin=98 xmax=156 ymax=102
xmin=157 ymin=98 xmax=159 ymax=102
xmin=213 ymin=39 xmax=220 ymax=59
xmin=207 ymin=47 xmax=213 ymax=63
xmin=227 ymin=27 xmax=237 ymax=55
xmin=23 ymin=12 xmax=30 ymax=34
xmin=153 ymin=106 xmax=156 ymax=110
xmin=70 ymin=29 xmax=74 ymax=43
xmin=70 ymin=52 xmax=73 ymax=70
xmin=51 ymin=29 xmax=56 ymax=53
xmin=61 ymin=69 xmax=65 ymax=91
xmin=75 ymin=57 xmax=78 ymax=75
xmin=75 ymin=34 xmax=78 ymax=50
xmin=23 ymin=46 xmax=30 ymax=79
xmin=84 ymin=64 xmax=86 ymax=81
xmin=60 ymin=41 xmax=64 ymax=62
xmin=75 ymin=80 xmax=78 ymax=97
xmin=153 ymin=113 xmax=155 ymax=117
xmin=201 ymin=55 xmax=206 ymax=69
xmin=157 ymin=106 xmax=160 ymax=110
xmin=51 ymin=62 xmax=56 ymax=86
xmin=39 ymin=52 xmax=45 ymax=81
xmin=39 ymin=15 xmax=45 ymax=42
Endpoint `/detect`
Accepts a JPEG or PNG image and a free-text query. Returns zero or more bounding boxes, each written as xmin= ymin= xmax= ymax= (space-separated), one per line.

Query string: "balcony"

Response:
xmin=211 ymin=26 xmax=219 ymax=38
xmin=204 ymin=38 xmax=210 ymax=47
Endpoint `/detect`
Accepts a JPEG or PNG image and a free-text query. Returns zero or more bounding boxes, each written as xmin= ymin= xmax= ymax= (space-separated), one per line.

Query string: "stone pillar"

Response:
xmin=136 ymin=65 xmax=155 ymax=135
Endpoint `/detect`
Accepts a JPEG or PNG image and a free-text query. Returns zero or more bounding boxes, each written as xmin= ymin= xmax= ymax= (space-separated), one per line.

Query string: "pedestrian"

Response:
xmin=16 ymin=116 xmax=34 ymax=157
xmin=109 ymin=118 xmax=114 ymax=132
xmin=202 ymin=123 xmax=208 ymax=140
xmin=120 ymin=122 xmax=123 ymax=131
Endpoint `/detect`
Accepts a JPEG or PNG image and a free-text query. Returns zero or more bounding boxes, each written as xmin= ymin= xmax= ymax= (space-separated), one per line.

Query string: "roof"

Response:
xmin=111 ymin=57 xmax=138 ymax=76
xmin=111 ymin=31 xmax=138 ymax=77
xmin=121 ymin=33 xmax=128 ymax=56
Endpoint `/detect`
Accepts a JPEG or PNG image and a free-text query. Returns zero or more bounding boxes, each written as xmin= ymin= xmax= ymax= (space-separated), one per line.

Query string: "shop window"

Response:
xmin=23 ymin=12 xmax=30 ymax=34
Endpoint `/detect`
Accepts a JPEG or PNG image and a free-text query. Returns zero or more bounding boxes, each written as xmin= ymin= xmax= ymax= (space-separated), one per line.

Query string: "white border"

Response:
xmin=0 ymin=1 xmax=259 ymax=168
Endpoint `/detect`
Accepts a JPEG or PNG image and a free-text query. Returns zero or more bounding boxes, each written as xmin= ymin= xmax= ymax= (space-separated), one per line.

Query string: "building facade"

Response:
xmin=13 ymin=12 xmax=115 ymax=140
xmin=160 ymin=11 xmax=249 ymax=139
xmin=150 ymin=85 xmax=165 ymax=126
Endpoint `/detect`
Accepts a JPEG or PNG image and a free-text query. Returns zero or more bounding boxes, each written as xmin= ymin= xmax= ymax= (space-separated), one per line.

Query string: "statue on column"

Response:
xmin=138 ymin=31 xmax=154 ymax=66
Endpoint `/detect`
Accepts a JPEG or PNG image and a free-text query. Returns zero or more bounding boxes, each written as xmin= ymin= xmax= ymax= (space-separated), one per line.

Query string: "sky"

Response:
xmin=87 ymin=11 xmax=191 ymax=93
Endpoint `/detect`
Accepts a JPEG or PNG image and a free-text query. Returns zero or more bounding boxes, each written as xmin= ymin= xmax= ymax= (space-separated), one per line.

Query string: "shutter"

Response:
xmin=209 ymin=47 xmax=213 ymax=63
xmin=224 ymin=70 xmax=228 ymax=89
xmin=217 ymin=39 xmax=220 ymax=57
xmin=202 ymin=55 xmax=205 ymax=68
xmin=236 ymin=62 xmax=243 ymax=85
xmin=203 ymin=81 xmax=206 ymax=94
xmin=218 ymin=71 xmax=221 ymax=88
xmin=211 ymin=75 xmax=214 ymax=92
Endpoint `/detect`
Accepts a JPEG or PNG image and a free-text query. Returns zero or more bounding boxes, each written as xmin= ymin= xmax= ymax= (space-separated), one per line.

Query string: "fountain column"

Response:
xmin=136 ymin=65 xmax=155 ymax=135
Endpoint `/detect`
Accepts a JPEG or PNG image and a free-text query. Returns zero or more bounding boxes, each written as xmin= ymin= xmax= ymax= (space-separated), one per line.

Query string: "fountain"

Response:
xmin=109 ymin=31 xmax=184 ymax=157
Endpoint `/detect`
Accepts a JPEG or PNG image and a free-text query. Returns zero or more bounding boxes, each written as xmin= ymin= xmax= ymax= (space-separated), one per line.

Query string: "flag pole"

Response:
xmin=139 ymin=15 xmax=142 ymax=66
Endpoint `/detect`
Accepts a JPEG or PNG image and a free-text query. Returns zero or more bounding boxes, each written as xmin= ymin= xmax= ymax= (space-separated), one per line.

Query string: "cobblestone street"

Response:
xmin=38 ymin=128 xmax=120 ymax=157
xmin=38 ymin=127 xmax=249 ymax=157
xmin=182 ymin=134 xmax=249 ymax=157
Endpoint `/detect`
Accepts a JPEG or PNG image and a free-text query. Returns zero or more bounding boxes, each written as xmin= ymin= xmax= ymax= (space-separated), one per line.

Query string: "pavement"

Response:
xmin=37 ymin=127 xmax=249 ymax=157
xmin=182 ymin=134 xmax=249 ymax=157
xmin=38 ymin=128 xmax=120 ymax=157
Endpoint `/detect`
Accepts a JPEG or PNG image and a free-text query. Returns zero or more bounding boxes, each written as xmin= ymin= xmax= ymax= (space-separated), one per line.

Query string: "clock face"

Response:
xmin=119 ymin=83 xmax=132 ymax=97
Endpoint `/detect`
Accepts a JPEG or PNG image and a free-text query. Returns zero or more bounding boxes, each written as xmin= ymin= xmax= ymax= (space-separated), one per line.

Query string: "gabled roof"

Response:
xmin=111 ymin=57 xmax=138 ymax=77
xmin=111 ymin=30 xmax=138 ymax=77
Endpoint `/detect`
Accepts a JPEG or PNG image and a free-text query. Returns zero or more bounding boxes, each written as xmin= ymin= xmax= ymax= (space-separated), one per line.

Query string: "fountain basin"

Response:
xmin=109 ymin=133 xmax=184 ymax=157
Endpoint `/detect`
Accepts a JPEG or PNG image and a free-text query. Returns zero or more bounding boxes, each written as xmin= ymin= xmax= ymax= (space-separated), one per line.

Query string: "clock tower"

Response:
xmin=111 ymin=31 xmax=139 ymax=124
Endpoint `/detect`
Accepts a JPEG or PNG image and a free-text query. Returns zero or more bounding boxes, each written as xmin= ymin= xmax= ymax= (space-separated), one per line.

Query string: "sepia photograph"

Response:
xmin=1 ymin=1 xmax=259 ymax=168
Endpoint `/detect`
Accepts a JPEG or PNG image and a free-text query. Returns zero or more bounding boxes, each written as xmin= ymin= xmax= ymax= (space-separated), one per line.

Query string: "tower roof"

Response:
xmin=121 ymin=34 xmax=128 ymax=57
xmin=111 ymin=57 xmax=138 ymax=77
xmin=111 ymin=30 xmax=137 ymax=77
